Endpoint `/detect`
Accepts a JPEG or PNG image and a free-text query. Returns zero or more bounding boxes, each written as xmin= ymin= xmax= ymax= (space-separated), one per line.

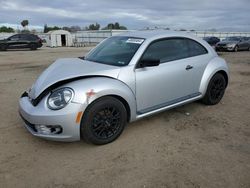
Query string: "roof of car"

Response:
xmin=117 ymin=29 xmax=217 ymax=56
xmin=118 ymin=30 xmax=195 ymax=40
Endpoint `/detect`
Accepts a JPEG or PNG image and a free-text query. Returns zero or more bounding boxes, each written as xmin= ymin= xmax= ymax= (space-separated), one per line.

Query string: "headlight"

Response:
xmin=47 ymin=88 xmax=73 ymax=110
xmin=226 ymin=43 xmax=236 ymax=48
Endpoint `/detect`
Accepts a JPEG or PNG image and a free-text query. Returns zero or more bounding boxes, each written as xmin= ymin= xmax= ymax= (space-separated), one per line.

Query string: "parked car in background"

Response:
xmin=19 ymin=30 xmax=229 ymax=145
xmin=0 ymin=34 xmax=43 ymax=51
xmin=215 ymin=36 xmax=250 ymax=52
xmin=203 ymin=36 xmax=220 ymax=46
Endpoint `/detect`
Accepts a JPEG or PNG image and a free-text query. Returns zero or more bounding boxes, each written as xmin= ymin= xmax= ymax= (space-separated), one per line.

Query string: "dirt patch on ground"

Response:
xmin=239 ymin=71 xmax=250 ymax=76
xmin=0 ymin=47 xmax=249 ymax=188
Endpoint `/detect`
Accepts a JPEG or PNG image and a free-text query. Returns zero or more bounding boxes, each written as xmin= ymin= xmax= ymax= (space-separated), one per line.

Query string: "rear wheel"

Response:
xmin=81 ymin=96 xmax=127 ymax=145
xmin=201 ymin=73 xmax=226 ymax=105
xmin=30 ymin=43 xmax=37 ymax=50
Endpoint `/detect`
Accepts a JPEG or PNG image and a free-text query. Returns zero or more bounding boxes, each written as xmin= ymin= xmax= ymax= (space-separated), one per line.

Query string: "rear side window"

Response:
xmin=20 ymin=35 xmax=29 ymax=40
xmin=141 ymin=38 xmax=208 ymax=64
xmin=29 ymin=35 xmax=39 ymax=40
xmin=20 ymin=34 xmax=37 ymax=40
xmin=187 ymin=39 xmax=208 ymax=57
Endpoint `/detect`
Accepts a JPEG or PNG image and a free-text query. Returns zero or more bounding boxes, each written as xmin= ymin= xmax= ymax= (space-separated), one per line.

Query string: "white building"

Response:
xmin=46 ymin=30 xmax=73 ymax=47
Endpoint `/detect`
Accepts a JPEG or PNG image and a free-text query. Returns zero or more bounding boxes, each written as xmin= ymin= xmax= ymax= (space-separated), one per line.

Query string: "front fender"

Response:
xmin=199 ymin=56 xmax=229 ymax=96
xmin=62 ymin=77 xmax=137 ymax=122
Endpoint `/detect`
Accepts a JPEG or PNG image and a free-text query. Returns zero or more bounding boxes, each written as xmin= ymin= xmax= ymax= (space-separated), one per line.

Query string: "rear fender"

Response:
xmin=199 ymin=56 xmax=229 ymax=96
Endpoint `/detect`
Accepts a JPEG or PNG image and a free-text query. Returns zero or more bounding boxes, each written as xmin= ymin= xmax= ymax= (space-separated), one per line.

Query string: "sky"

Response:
xmin=0 ymin=0 xmax=250 ymax=31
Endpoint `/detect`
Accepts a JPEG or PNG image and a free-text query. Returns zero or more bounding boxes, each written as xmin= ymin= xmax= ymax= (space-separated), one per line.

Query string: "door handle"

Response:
xmin=186 ymin=65 xmax=193 ymax=70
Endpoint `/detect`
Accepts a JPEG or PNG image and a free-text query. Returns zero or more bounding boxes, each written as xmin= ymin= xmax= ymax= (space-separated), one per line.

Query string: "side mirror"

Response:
xmin=138 ymin=58 xmax=160 ymax=68
xmin=78 ymin=56 xmax=85 ymax=60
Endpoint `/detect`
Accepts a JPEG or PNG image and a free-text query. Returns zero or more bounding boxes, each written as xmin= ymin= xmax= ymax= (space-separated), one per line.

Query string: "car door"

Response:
xmin=241 ymin=37 xmax=250 ymax=50
xmin=135 ymin=38 xmax=209 ymax=114
xmin=238 ymin=38 xmax=248 ymax=50
xmin=19 ymin=34 xmax=30 ymax=48
xmin=7 ymin=34 xmax=20 ymax=48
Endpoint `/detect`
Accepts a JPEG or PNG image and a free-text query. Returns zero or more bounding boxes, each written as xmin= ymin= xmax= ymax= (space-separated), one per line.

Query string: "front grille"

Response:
xmin=20 ymin=114 xmax=37 ymax=132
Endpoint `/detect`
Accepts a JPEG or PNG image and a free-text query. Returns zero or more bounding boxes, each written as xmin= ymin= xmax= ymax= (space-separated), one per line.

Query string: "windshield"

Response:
xmin=85 ymin=36 xmax=144 ymax=66
xmin=223 ymin=37 xmax=241 ymax=42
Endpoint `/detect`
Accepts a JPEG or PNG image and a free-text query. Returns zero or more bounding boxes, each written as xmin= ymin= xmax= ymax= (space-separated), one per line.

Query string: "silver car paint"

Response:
xmin=19 ymin=30 xmax=229 ymax=141
xmin=29 ymin=58 xmax=121 ymax=99
xmin=19 ymin=93 xmax=83 ymax=141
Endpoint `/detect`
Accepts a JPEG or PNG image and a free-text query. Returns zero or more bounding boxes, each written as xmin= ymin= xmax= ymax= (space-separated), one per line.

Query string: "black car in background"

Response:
xmin=215 ymin=36 xmax=250 ymax=52
xmin=203 ymin=36 xmax=220 ymax=46
xmin=0 ymin=34 xmax=43 ymax=51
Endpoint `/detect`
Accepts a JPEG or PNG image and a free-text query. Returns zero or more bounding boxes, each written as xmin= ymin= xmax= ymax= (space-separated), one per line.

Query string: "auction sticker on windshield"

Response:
xmin=126 ymin=38 xmax=144 ymax=44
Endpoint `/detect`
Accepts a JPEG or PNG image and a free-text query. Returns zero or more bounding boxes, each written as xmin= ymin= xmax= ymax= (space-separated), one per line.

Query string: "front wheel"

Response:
xmin=201 ymin=73 xmax=226 ymax=105
xmin=234 ymin=45 xmax=238 ymax=52
xmin=81 ymin=96 xmax=127 ymax=145
xmin=0 ymin=44 xmax=7 ymax=51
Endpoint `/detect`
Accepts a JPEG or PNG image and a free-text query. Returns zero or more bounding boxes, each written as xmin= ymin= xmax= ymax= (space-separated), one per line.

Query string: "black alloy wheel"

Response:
xmin=81 ymin=96 xmax=127 ymax=145
xmin=92 ymin=106 xmax=121 ymax=140
xmin=30 ymin=43 xmax=37 ymax=50
xmin=0 ymin=44 xmax=7 ymax=51
xmin=202 ymin=73 xmax=226 ymax=105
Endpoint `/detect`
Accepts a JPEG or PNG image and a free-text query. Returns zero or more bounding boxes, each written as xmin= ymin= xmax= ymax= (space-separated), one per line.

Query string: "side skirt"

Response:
xmin=136 ymin=93 xmax=202 ymax=120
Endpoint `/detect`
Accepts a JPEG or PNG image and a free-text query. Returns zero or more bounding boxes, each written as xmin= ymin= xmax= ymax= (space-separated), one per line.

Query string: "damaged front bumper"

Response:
xmin=19 ymin=92 xmax=84 ymax=142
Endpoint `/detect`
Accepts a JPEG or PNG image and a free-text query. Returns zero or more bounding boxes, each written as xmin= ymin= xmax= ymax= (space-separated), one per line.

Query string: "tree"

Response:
xmin=70 ymin=25 xmax=81 ymax=32
xmin=21 ymin=20 xmax=29 ymax=29
xmin=43 ymin=24 xmax=61 ymax=33
xmin=0 ymin=26 xmax=15 ymax=33
xmin=102 ymin=22 xmax=127 ymax=30
xmin=62 ymin=26 xmax=71 ymax=32
xmin=21 ymin=29 xmax=30 ymax=34
xmin=114 ymin=22 xmax=120 ymax=29
xmin=31 ymin=29 xmax=37 ymax=34
xmin=43 ymin=24 xmax=48 ymax=33
xmin=62 ymin=25 xmax=81 ymax=32
xmin=119 ymin=26 xmax=127 ymax=30
xmin=107 ymin=23 xmax=114 ymax=30
xmin=86 ymin=23 xmax=100 ymax=30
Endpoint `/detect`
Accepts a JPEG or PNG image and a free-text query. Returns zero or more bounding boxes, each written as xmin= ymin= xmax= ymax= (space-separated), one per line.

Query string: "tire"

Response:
xmin=30 ymin=44 xmax=37 ymax=50
xmin=201 ymin=73 xmax=226 ymax=105
xmin=0 ymin=44 xmax=7 ymax=51
xmin=81 ymin=96 xmax=127 ymax=145
xmin=234 ymin=45 xmax=238 ymax=52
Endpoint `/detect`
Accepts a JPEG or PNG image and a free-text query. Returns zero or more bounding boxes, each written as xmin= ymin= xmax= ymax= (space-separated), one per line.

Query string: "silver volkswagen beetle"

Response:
xmin=19 ymin=30 xmax=229 ymax=145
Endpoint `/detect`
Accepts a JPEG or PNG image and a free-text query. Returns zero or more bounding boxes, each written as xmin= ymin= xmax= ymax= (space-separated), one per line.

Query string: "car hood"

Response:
xmin=29 ymin=58 xmax=121 ymax=99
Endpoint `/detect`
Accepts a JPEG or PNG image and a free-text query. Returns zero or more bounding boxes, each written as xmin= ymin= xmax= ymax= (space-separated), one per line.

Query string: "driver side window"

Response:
xmin=141 ymin=38 xmax=189 ymax=63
